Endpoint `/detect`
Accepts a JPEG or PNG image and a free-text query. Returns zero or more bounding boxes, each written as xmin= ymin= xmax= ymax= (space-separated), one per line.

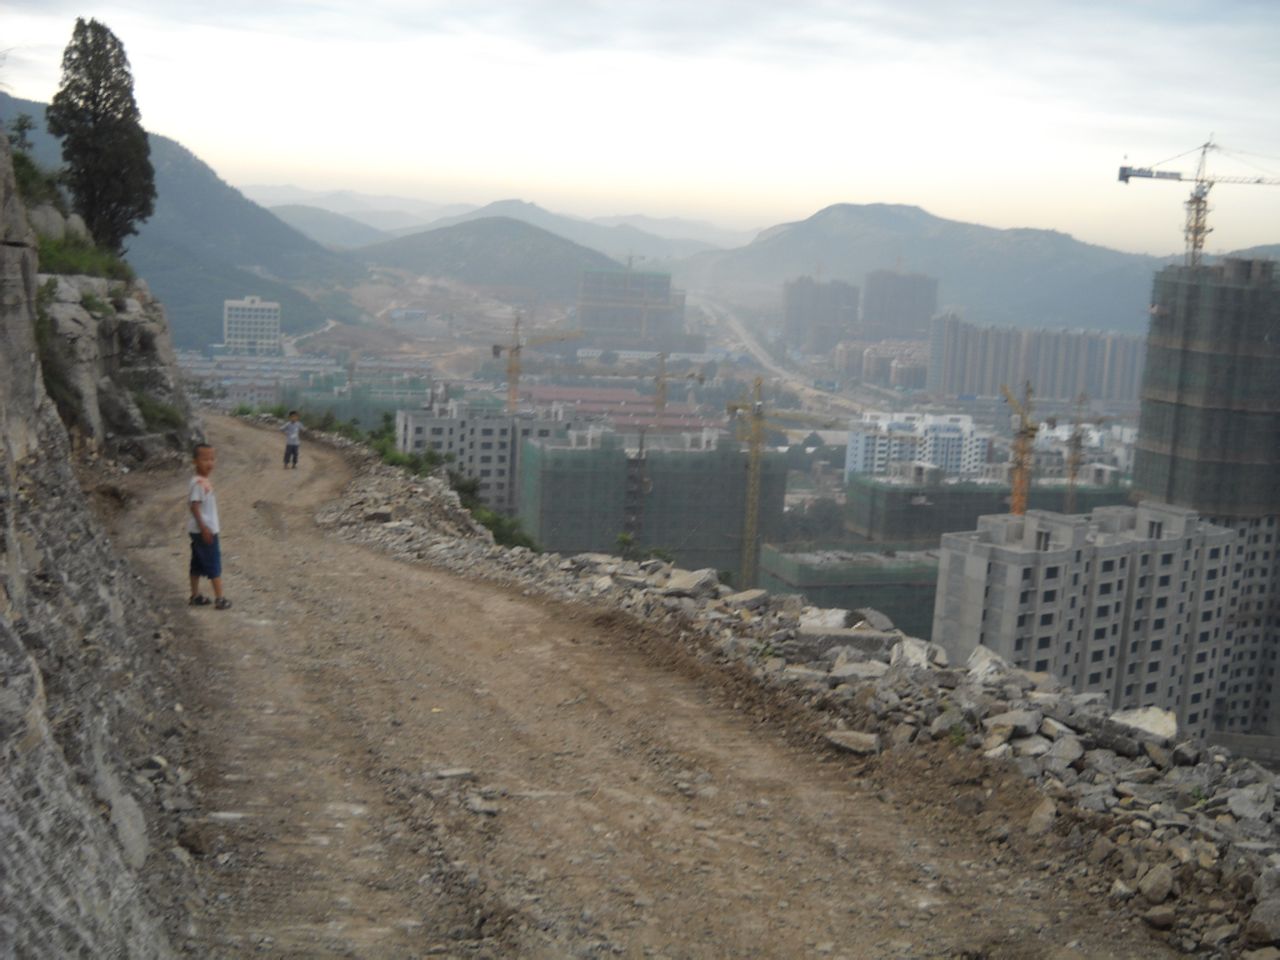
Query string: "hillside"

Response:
xmin=425 ymin=199 xmax=713 ymax=262
xmin=679 ymin=203 xmax=1173 ymax=334
xmin=358 ymin=216 xmax=621 ymax=302
xmin=240 ymin=184 xmax=474 ymax=231
xmin=270 ymin=203 xmax=390 ymax=248
xmin=0 ymin=93 xmax=363 ymax=347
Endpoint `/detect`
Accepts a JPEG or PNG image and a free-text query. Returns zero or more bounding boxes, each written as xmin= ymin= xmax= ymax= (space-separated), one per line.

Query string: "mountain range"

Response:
xmin=0 ymin=93 xmax=361 ymax=347
xmin=679 ymin=203 xmax=1172 ymax=334
xmin=9 ymin=91 xmax=1273 ymax=347
xmin=357 ymin=216 xmax=620 ymax=302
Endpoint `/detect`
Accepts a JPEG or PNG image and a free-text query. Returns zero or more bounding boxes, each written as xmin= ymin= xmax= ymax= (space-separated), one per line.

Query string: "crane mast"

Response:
xmin=1001 ymin=381 xmax=1036 ymax=516
xmin=1119 ymin=140 xmax=1280 ymax=267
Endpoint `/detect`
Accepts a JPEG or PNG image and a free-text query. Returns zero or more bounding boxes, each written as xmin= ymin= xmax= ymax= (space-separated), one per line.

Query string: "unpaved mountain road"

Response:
xmin=112 ymin=416 xmax=1171 ymax=959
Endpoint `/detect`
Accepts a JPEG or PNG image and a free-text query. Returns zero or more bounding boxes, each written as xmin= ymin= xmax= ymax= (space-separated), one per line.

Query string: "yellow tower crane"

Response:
xmin=727 ymin=379 xmax=841 ymax=586
xmin=1119 ymin=140 xmax=1280 ymax=267
xmin=491 ymin=314 xmax=581 ymax=414
xmin=727 ymin=378 xmax=767 ymax=587
xmin=1000 ymin=381 xmax=1037 ymax=516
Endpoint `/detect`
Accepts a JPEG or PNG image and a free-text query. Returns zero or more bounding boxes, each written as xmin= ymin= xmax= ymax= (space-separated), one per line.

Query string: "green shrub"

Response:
xmin=37 ymin=233 xmax=134 ymax=281
xmin=232 ymin=403 xmax=254 ymax=416
xmin=133 ymin=391 xmax=185 ymax=431
xmin=12 ymin=152 xmax=64 ymax=210
xmin=81 ymin=292 xmax=115 ymax=316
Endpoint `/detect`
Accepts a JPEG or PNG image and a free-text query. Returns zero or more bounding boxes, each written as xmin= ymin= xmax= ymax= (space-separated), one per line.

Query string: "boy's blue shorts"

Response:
xmin=189 ymin=533 xmax=222 ymax=579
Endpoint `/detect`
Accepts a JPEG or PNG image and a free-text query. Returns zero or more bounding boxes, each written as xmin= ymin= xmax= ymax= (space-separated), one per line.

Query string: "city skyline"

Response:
xmin=5 ymin=1 xmax=1280 ymax=256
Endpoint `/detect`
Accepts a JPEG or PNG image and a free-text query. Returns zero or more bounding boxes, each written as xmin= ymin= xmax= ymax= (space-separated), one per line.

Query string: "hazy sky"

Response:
xmin=5 ymin=1 xmax=1280 ymax=254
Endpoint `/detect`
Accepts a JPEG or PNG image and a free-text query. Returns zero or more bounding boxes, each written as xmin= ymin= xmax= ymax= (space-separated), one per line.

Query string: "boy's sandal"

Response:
xmin=214 ymin=598 xmax=232 ymax=610
xmin=189 ymin=594 xmax=211 ymax=606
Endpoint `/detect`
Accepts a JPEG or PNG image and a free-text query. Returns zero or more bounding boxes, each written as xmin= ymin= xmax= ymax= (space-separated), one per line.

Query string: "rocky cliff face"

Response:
xmin=31 ymin=213 xmax=196 ymax=462
xmin=1 ymin=140 xmax=185 ymax=955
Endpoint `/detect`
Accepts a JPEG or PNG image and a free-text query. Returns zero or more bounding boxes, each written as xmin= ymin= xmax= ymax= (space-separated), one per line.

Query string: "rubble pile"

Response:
xmin=302 ymin=424 xmax=1280 ymax=956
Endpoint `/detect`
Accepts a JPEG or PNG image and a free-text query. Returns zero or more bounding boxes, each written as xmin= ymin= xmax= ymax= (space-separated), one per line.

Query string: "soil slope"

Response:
xmin=114 ymin=416 xmax=1172 ymax=959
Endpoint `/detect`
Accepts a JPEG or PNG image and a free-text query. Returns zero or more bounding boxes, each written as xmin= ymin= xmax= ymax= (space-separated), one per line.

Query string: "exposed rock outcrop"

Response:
xmin=37 ymin=272 xmax=196 ymax=462
xmin=2 ymin=138 xmax=186 ymax=956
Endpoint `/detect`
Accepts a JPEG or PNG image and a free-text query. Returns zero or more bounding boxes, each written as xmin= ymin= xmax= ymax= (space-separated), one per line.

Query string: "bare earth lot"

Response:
xmin=113 ymin=416 xmax=1172 ymax=959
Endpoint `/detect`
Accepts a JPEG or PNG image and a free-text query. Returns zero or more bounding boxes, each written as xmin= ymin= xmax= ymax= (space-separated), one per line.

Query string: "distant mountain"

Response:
xmin=1 ymin=93 xmax=363 ymax=347
xmin=357 ymin=216 xmax=620 ymax=302
xmin=679 ymin=203 xmax=1174 ymax=334
xmin=240 ymin=185 xmax=475 ymax=232
xmin=425 ymin=199 xmax=713 ymax=262
xmin=1228 ymin=244 xmax=1280 ymax=260
xmin=591 ymin=214 xmax=754 ymax=249
xmin=270 ymin=204 xmax=390 ymax=249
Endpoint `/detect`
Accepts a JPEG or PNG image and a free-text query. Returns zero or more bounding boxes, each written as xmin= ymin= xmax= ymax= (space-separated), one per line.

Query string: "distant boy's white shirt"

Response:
xmin=282 ymin=420 xmax=302 ymax=445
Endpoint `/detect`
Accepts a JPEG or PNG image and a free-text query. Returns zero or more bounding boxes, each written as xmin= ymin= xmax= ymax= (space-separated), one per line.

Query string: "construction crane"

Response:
xmin=1119 ymin=140 xmax=1280 ymax=267
xmin=727 ymin=377 xmax=767 ymax=587
xmin=1062 ymin=393 xmax=1111 ymax=515
xmin=727 ymin=380 xmax=842 ymax=586
xmin=491 ymin=314 xmax=581 ymax=414
xmin=1000 ymin=381 xmax=1037 ymax=516
xmin=652 ymin=353 xmax=705 ymax=424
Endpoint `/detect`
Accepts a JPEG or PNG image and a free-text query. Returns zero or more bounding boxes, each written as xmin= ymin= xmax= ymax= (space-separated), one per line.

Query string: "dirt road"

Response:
xmin=115 ymin=416 xmax=1170 ymax=958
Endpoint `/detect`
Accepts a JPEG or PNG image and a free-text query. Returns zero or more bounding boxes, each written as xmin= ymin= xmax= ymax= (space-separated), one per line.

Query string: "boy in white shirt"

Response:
xmin=188 ymin=443 xmax=231 ymax=609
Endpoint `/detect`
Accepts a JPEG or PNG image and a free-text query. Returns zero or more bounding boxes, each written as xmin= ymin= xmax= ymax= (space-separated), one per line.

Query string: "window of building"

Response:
xmin=1089 ymin=672 xmax=1102 ymax=685
xmin=1037 ymin=636 xmax=1052 ymax=649
xmin=1039 ymin=613 xmax=1054 ymax=626
xmin=1036 ymin=530 xmax=1051 ymax=551
xmin=1035 ymin=659 xmax=1049 ymax=672
xmin=1091 ymin=649 xmax=1104 ymax=662
xmin=1045 ymin=566 xmax=1060 ymax=580
xmin=1042 ymin=590 xmax=1057 ymax=603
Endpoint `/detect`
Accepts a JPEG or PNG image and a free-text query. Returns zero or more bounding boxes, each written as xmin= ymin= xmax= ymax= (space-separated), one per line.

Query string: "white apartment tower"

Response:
xmin=932 ymin=503 xmax=1235 ymax=739
xmin=223 ymin=295 xmax=282 ymax=355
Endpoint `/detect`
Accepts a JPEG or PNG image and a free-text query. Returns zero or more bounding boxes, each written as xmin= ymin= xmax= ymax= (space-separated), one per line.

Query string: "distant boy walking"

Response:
xmin=281 ymin=411 xmax=302 ymax=469
xmin=188 ymin=443 xmax=231 ymax=610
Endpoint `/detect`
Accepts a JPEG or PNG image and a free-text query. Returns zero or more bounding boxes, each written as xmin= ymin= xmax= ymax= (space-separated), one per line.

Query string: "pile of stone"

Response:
xmin=306 ymin=432 xmax=1280 ymax=955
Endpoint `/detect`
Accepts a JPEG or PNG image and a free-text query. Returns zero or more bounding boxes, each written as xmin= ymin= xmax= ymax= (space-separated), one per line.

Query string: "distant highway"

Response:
xmin=691 ymin=294 xmax=864 ymax=420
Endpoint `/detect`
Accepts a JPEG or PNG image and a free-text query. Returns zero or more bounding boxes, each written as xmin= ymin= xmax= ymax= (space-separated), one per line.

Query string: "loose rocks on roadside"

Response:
xmin=279 ymin=416 xmax=1280 ymax=957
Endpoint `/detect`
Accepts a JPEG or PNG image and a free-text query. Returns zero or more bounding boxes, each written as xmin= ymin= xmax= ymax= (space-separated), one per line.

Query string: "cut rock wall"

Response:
xmin=1 ymin=140 xmax=183 ymax=956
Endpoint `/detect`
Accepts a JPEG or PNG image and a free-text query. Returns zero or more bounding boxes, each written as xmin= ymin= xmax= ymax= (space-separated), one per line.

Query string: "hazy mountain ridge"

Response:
xmin=679 ymin=203 xmax=1174 ymax=333
xmin=357 ymin=216 xmax=621 ymax=302
xmin=590 ymin=214 xmax=754 ymax=249
xmin=270 ymin=204 xmax=391 ymax=249
xmin=0 ymin=93 xmax=361 ymax=347
xmin=424 ymin=199 xmax=714 ymax=262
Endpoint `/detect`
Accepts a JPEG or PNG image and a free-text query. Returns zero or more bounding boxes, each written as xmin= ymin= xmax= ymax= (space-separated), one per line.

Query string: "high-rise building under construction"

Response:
xmin=1132 ymin=258 xmax=1280 ymax=733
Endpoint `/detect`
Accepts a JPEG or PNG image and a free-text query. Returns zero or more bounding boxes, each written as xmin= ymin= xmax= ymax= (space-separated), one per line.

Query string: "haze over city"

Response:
xmin=6 ymin=0 xmax=1279 ymax=256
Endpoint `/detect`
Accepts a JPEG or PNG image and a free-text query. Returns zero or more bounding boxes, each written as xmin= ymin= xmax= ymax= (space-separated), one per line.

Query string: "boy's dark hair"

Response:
xmin=288 ymin=410 xmax=299 ymax=417
xmin=193 ymin=442 xmax=214 ymax=458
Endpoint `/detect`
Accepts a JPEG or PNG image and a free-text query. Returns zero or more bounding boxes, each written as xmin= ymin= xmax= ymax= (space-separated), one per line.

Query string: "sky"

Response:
xmin=5 ymin=1 xmax=1280 ymax=255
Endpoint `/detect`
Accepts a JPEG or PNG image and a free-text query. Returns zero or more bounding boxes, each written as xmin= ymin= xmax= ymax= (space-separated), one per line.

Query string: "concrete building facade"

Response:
xmin=932 ymin=504 xmax=1235 ymax=739
xmin=844 ymin=412 xmax=990 ymax=480
xmin=578 ymin=269 xmax=690 ymax=351
xmin=783 ymin=277 xmax=859 ymax=354
xmin=396 ymin=399 xmax=585 ymax=513
xmin=222 ymin=295 xmax=282 ymax=355
xmin=861 ymin=270 xmax=938 ymax=342
xmin=927 ymin=313 xmax=1145 ymax=404
xmin=1132 ymin=258 xmax=1280 ymax=735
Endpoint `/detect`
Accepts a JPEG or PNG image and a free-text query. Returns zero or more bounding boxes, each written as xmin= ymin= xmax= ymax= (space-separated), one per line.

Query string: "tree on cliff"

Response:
xmin=45 ymin=18 xmax=156 ymax=254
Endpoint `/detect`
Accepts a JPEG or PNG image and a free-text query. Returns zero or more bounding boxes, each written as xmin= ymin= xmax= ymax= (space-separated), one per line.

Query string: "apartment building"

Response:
xmin=932 ymin=503 xmax=1235 ymax=739
xmin=396 ymin=398 xmax=587 ymax=513
xmin=844 ymin=412 xmax=990 ymax=479
xmin=222 ymin=295 xmax=282 ymax=355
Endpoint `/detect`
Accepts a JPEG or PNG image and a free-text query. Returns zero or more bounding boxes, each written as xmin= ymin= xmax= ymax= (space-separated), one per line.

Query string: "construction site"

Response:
xmin=517 ymin=428 xmax=787 ymax=579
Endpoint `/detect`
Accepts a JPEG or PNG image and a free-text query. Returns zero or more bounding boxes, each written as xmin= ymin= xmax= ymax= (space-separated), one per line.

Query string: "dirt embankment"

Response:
xmin=112 ymin=416 xmax=1172 ymax=959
